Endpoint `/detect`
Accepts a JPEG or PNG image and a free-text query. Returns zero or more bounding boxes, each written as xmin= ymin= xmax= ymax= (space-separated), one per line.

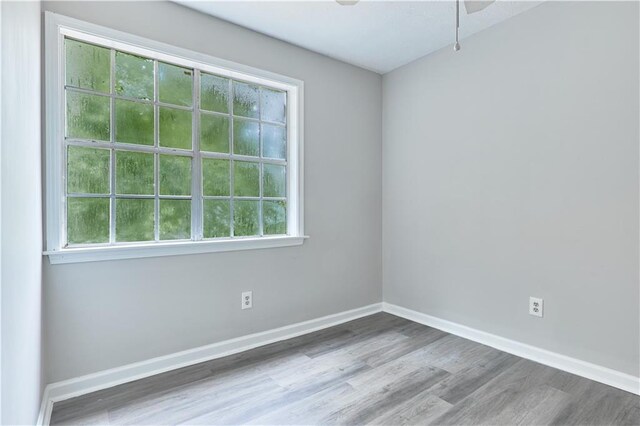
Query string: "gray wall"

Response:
xmin=1 ymin=1 xmax=43 ymax=423
xmin=42 ymin=0 xmax=638 ymax=386
xmin=383 ymin=1 xmax=639 ymax=376
xmin=43 ymin=1 xmax=382 ymax=383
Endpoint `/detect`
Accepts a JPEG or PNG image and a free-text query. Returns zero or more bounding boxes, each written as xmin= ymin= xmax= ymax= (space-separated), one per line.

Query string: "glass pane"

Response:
xmin=160 ymin=199 xmax=191 ymax=240
xmin=262 ymin=124 xmax=286 ymax=160
xmin=116 ymin=151 xmax=154 ymax=195
xmin=159 ymin=107 xmax=192 ymax=149
xmin=115 ymin=52 xmax=153 ymax=101
xmin=159 ymin=62 xmax=193 ymax=107
xmin=233 ymin=119 xmax=259 ymax=157
xmin=200 ymin=113 xmax=229 ymax=153
xmin=261 ymin=88 xmax=286 ymax=123
xmin=67 ymin=197 xmax=109 ymax=244
xmin=67 ymin=146 xmax=110 ymax=194
xmin=115 ymin=99 xmax=154 ymax=146
xmin=263 ymin=200 xmax=286 ymax=235
xmin=263 ymin=164 xmax=286 ymax=197
xmin=116 ymin=198 xmax=154 ymax=242
xmin=160 ymin=155 xmax=191 ymax=195
xmin=201 ymin=73 xmax=229 ymax=113
xmin=202 ymin=159 xmax=230 ymax=196
xmin=204 ymin=200 xmax=230 ymax=238
xmin=233 ymin=81 xmax=259 ymax=118
xmin=234 ymin=161 xmax=259 ymax=197
xmin=234 ymin=200 xmax=259 ymax=236
xmin=66 ymin=91 xmax=110 ymax=141
xmin=65 ymin=39 xmax=110 ymax=93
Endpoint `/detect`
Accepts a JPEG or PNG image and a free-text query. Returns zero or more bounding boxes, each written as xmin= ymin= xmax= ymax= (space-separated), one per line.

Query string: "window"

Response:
xmin=45 ymin=13 xmax=305 ymax=263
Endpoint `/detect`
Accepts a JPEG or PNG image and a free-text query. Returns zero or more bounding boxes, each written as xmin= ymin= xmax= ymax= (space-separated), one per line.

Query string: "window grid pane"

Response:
xmin=63 ymin=37 xmax=288 ymax=247
xmin=200 ymin=76 xmax=288 ymax=240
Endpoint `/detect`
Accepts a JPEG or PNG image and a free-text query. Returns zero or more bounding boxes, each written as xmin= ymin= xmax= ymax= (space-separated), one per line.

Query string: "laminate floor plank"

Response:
xmin=50 ymin=363 xmax=216 ymax=424
xmin=50 ymin=313 xmax=640 ymax=426
xmin=431 ymin=350 xmax=520 ymax=404
xmin=366 ymin=390 xmax=452 ymax=426
xmin=358 ymin=327 xmax=448 ymax=369
xmin=548 ymin=380 xmax=640 ymax=426
xmin=111 ymin=374 xmax=282 ymax=425
xmin=51 ymin=410 xmax=110 ymax=426
xmin=317 ymin=364 xmax=449 ymax=425
xmin=410 ymin=334 xmax=503 ymax=374
xmin=430 ymin=359 xmax=583 ymax=425
xmin=299 ymin=330 xmax=409 ymax=368
xmin=347 ymin=346 xmax=447 ymax=391
xmin=247 ymin=383 xmax=357 ymax=425
xmin=183 ymin=361 xmax=371 ymax=425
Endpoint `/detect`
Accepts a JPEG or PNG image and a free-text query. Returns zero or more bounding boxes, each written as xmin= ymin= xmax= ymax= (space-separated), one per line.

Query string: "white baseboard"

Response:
xmin=36 ymin=388 xmax=54 ymax=426
xmin=382 ymin=302 xmax=640 ymax=396
xmin=37 ymin=300 xmax=639 ymax=425
xmin=36 ymin=303 xmax=383 ymax=425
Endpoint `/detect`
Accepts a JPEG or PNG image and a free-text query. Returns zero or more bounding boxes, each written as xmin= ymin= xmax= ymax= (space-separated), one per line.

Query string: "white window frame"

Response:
xmin=44 ymin=12 xmax=306 ymax=264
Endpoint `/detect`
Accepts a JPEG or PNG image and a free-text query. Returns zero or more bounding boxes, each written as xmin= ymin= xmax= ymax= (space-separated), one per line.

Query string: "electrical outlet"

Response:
xmin=241 ymin=291 xmax=253 ymax=310
xmin=529 ymin=297 xmax=543 ymax=318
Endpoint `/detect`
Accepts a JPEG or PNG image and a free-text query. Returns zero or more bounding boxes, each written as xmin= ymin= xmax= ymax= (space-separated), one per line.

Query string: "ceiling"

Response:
xmin=177 ymin=0 xmax=543 ymax=74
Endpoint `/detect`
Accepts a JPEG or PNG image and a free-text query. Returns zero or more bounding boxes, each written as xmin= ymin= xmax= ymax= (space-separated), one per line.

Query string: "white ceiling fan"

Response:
xmin=336 ymin=0 xmax=496 ymax=51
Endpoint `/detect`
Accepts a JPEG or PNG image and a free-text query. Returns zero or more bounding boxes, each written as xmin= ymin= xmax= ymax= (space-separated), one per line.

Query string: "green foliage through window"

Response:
xmin=67 ymin=198 xmax=110 ymax=244
xmin=115 ymin=52 xmax=153 ymax=100
xmin=159 ymin=107 xmax=192 ymax=150
xmin=233 ymin=119 xmax=259 ymax=157
xmin=201 ymin=73 xmax=229 ymax=113
xmin=116 ymin=199 xmax=155 ymax=242
xmin=160 ymin=200 xmax=191 ymax=240
xmin=204 ymin=200 xmax=230 ymax=238
xmin=115 ymin=100 xmax=154 ymax=145
xmin=63 ymin=37 xmax=289 ymax=246
xmin=234 ymin=161 xmax=259 ymax=197
xmin=200 ymin=113 xmax=229 ymax=153
xmin=160 ymin=155 xmax=191 ymax=196
xmin=159 ymin=62 xmax=193 ymax=107
xmin=66 ymin=39 xmax=110 ymax=93
xmin=67 ymin=146 xmax=110 ymax=194
xmin=116 ymin=150 xmax=154 ymax=195
xmin=203 ymin=159 xmax=230 ymax=196
xmin=263 ymin=201 xmax=287 ymax=235
xmin=234 ymin=200 xmax=259 ymax=236
xmin=66 ymin=91 xmax=110 ymax=141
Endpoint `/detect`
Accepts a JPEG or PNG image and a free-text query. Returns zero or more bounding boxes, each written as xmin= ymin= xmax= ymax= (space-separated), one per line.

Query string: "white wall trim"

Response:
xmin=36 ymin=303 xmax=383 ymax=425
xmin=382 ymin=302 xmax=640 ymax=396
xmin=45 ymin=236 xmax=309 ymax=264
xmin=36 ymin=391 xmax=53 ymax=426
xmin=44 ymin=12 xmax=306 ymax=264
xmin=37 ymin=301 xmax=639 ymax=424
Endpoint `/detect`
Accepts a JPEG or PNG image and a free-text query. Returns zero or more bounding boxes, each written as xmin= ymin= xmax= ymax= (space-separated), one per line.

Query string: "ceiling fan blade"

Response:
xmin=464 ymin=0 xmax=495 ymax=14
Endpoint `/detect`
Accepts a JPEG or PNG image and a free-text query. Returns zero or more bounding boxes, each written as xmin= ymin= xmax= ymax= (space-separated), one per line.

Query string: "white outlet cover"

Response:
xmin=241 ymin=291 xmax=253 ymax=310
xmin=529 ymin=297 xmax=543 ymax=318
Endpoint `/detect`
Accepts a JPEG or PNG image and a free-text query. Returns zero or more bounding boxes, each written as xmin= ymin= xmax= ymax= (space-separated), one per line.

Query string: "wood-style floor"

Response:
xmin=51 ymin=313 xmax=640 ymax=425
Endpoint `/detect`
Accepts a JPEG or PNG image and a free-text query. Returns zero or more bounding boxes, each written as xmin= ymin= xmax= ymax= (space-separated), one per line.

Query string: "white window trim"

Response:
xmin=44 ymin=12 xmax=306 ymax=264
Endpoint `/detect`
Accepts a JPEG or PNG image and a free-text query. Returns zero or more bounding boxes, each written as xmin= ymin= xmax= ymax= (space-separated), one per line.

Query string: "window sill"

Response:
xmin=44 ymin=235 xmax=309 ymax=264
